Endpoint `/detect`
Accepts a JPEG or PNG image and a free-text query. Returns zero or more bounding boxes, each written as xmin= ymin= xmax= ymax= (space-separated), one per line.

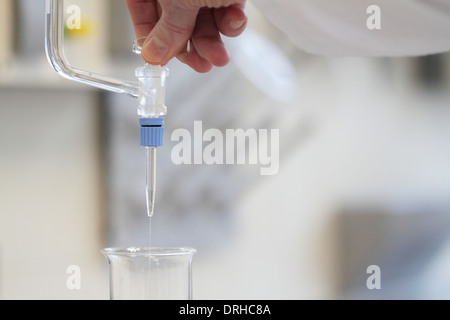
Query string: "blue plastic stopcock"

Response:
xmin=140 ymin=118 xmax=164 ymax=147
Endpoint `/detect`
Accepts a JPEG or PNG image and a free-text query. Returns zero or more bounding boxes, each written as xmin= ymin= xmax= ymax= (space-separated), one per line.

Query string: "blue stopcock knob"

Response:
xmin=140 ymin=118 xmax=164 ymax=147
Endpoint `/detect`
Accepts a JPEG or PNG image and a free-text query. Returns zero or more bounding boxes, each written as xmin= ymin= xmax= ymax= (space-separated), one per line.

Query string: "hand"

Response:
xmin=126 ymin=0 xmax=247 ymax=73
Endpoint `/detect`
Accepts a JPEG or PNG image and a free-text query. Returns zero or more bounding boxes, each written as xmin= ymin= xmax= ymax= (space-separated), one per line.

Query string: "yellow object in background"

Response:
xmin=62 ymin=0 xmax=109 ymax=73
xmin=65 ymin=18 xmax=95 ymax=39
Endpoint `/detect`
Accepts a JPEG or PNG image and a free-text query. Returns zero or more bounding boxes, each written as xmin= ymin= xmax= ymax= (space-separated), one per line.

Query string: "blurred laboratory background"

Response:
xmin=1 ymin=0 xmax=450 ymax=299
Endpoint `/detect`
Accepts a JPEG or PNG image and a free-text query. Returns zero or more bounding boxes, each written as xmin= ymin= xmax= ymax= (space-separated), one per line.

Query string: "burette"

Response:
xmin=45 ymin=0 xmax=168 ymax=217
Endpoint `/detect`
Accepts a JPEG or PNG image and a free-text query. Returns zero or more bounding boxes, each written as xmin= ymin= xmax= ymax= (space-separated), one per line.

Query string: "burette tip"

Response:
xmin=146 ymin=146 xmax=157 ymax=218
xmin=146 ymin=188 xmax=156 ymax=218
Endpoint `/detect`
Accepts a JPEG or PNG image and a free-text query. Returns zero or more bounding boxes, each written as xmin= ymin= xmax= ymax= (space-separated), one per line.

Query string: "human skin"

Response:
xmin=126 ymin=0 xmax=247 ymax=72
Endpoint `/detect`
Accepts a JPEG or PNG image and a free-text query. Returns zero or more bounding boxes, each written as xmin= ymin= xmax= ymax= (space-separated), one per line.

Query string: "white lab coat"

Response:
xmin=252 ymin=0 xmax=450 ymax=56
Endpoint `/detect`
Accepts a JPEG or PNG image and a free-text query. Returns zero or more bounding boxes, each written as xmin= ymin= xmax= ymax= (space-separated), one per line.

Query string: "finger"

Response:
xmin=125 ymin=0 xmax=159 ymax=39
xmin=185 ymin=0 xmax=245 ymax=9
xmin=190 ymin=8 xmax=230 ymax=67
xmin=214 ymin=3 xmax=248 ymax=38
xmin=177 ymin=42 xmax=214 ymax=73
xmin=142 ymin=3 xmax=199 ymax=65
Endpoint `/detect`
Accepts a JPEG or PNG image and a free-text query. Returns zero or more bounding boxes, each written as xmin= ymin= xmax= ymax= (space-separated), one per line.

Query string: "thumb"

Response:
xmin=142 ymin=5 xmax=199 ymax=65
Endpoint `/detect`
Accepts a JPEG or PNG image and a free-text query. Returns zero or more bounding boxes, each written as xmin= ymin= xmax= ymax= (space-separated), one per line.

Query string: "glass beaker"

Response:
xmin=102 ymin=247 xmax=196 ymax=300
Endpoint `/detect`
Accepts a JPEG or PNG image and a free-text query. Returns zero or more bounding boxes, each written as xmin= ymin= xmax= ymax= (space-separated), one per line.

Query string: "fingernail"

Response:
xmin=230 ymin=19 xmax=246 ymax=30
xmin=143 ymin=37 xmax=169 ymax=63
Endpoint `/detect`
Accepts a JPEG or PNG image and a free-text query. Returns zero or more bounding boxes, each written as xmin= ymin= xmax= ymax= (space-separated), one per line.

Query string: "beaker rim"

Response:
xmin=101 ymin=247 xmax=197 ymax=257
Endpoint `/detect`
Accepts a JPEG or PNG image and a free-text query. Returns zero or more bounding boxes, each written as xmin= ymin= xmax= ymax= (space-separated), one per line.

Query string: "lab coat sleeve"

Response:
xmin=251 ymin=0 xmax=450 ymax=56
